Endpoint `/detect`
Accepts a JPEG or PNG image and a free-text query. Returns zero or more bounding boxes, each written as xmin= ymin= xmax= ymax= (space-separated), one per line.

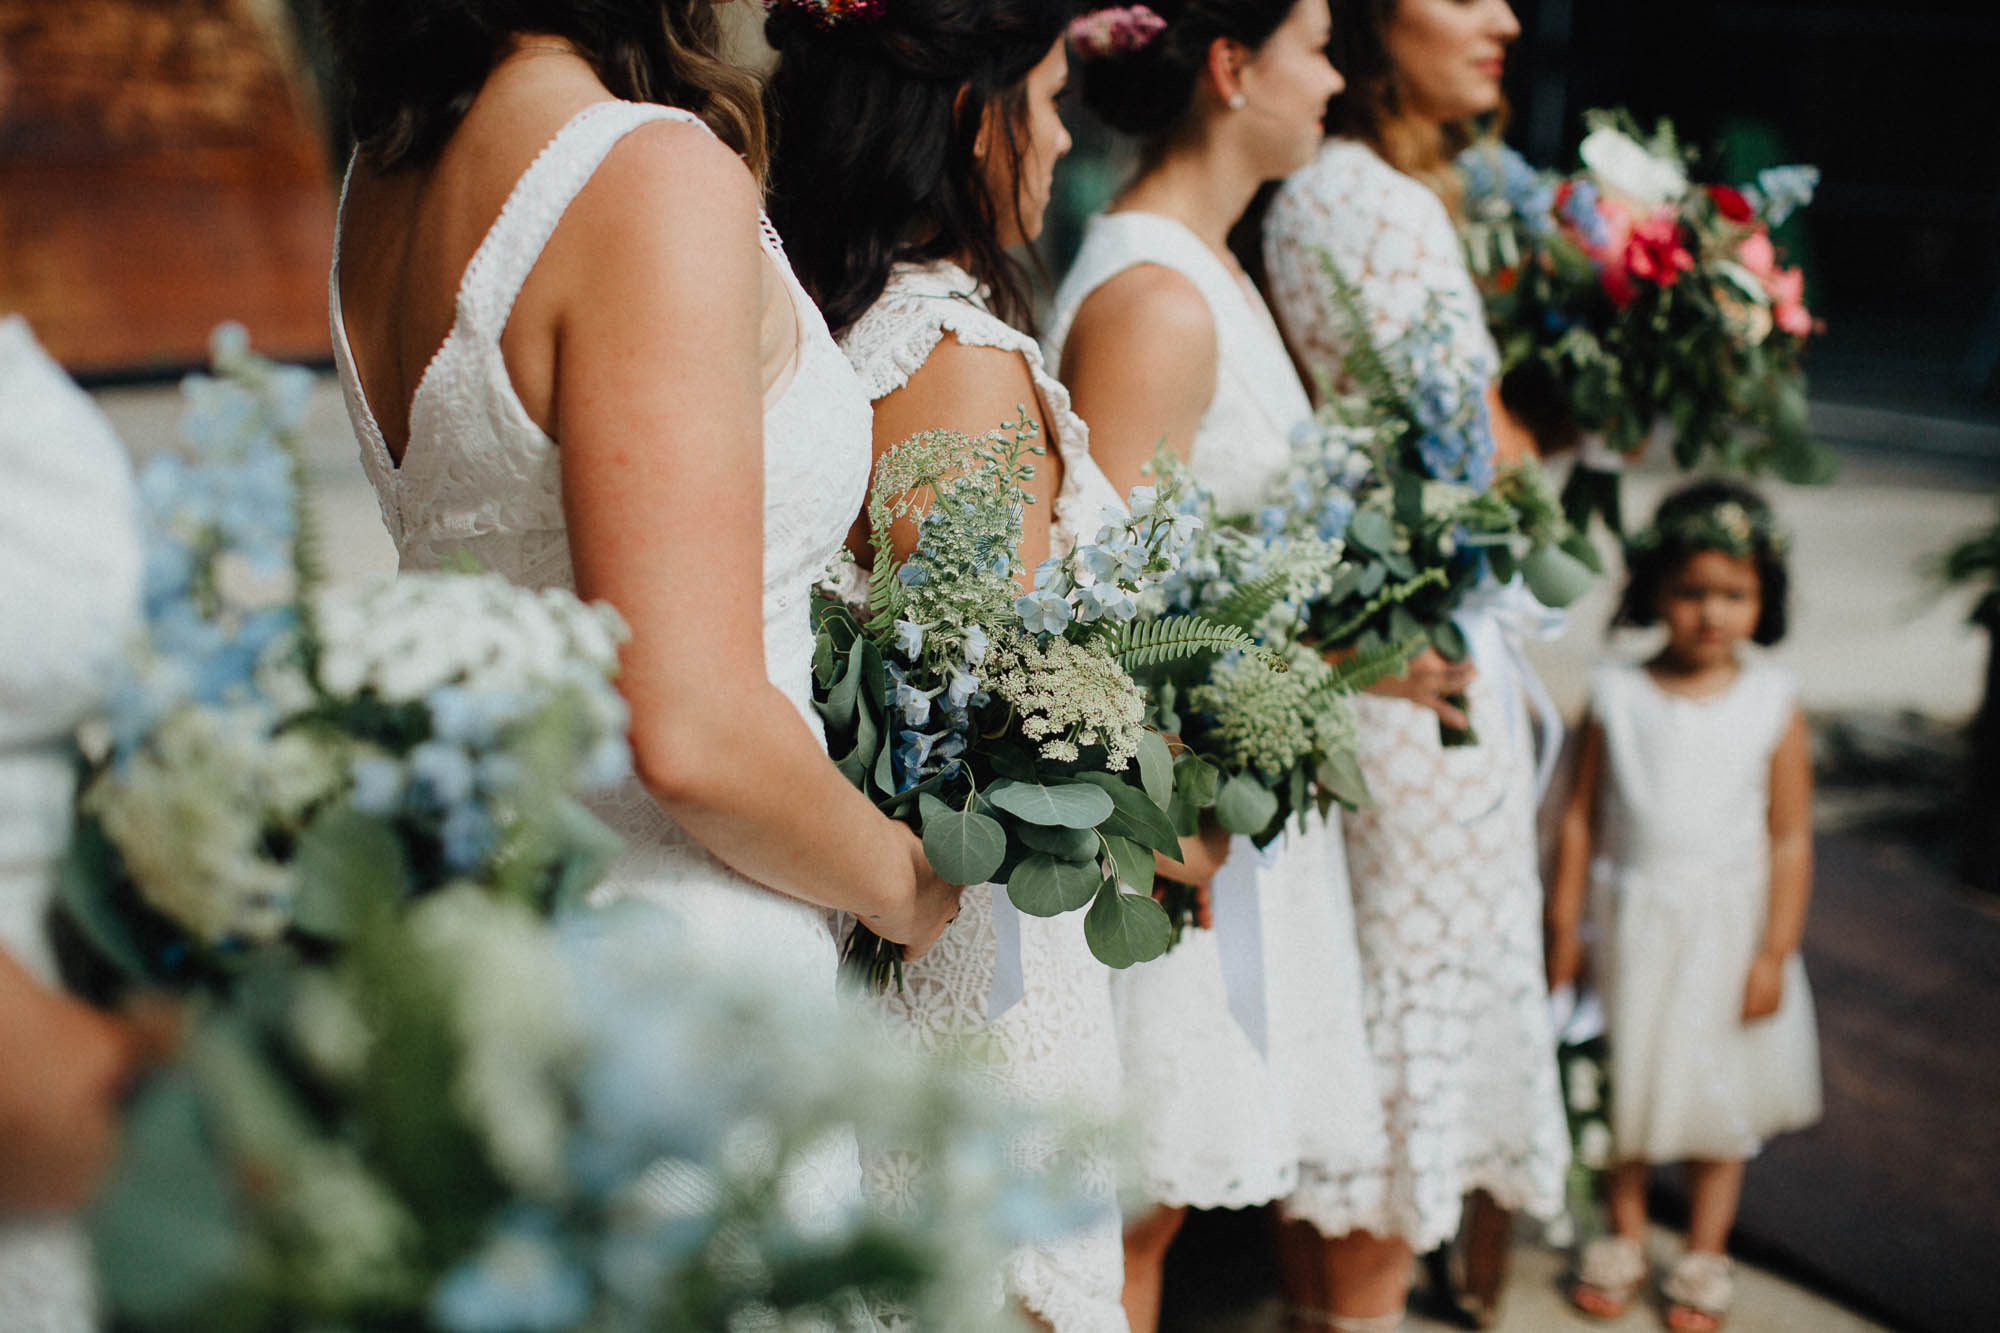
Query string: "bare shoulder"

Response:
xmin=570 ymin=113 xmax=758 ymax=237
xmin=878 ymin=333 xmax=1043 ymax=441
xmin=1068 ymin=263 xmax=1216 ymax=379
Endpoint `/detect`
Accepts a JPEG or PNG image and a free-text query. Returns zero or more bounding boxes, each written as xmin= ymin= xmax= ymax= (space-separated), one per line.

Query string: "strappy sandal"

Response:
xmin=1567 ymin=1234 xmax=1646 ymax=1319
xmin=1662 ymin=1251 xmax=1734 ymax=1332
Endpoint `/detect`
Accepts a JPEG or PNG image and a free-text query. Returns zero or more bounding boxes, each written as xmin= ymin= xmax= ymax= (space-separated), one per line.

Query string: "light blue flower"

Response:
xmin=1561 ymin=179 xmax=1612 ymax=251
xmin=349 ymin=756 xmax=406 ymax=814
xmin=428 ymin=686 xmax=521 ymax=746
xmin=440 ymin=802 xmax=496 ymax=871
xmin=893 ymin=619 xmax=928 ymax=659
xmin=944 ymin=665 xmax=982 ymax=710
xmin=1072 ymin=585 xmax=1136 ymax=624
xmin=895 ymin=729 xmax=946 ymax=789
xmin=897 ymin=561 xmax=929 ymax=588
xmin=1032 ymin=557 xmax=1070 ymax=595
xmin=408 ymin=740 xmax=477 ymax=808
xmin=1257 ymin=504 xmax=1289 ymax=536
xmin=577 ymin=734 xmax=632 ymax=790
xmin=1124 ymin=485 xmax=1158 ymax=513
xmin=431 ymin=1207 xmax=591 ymax=1333
xmin=1014 ymin=588 xmax=1074 ymax=635
xmin=1315 ymin=493 xmax=1356 ymax=541
xmin=1076 ymin=543 xmax=1123 ymax=584
xmin=961 ymin=624 xmax=991 ymax=665
xmin=1751 ymin=164 xmax=1819 ymax=227
xmin=892 ymin=677 xmax=936 ymax=728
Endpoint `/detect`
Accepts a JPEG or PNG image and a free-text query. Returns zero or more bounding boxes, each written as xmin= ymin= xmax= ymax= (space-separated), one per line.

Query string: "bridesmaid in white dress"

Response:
xmin=1045 ymin=5 xmax=1378 ymax=1330
xmin=0 ymin=316 xmax=150 ymax=1330
xmin=324 ymin=0 xmax=962 ymax=1221
xmin=766 ymin=6 xmax=1128 ymax=1330
xmin=1257 ymin=0 xmax=1566 ymax=1326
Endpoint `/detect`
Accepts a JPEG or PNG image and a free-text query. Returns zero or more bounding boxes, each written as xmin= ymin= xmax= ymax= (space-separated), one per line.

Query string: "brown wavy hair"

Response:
xmin=1324 ymin=0 xmax=1490 ymax=214
xmin=319 ymin=0 xmax=766 ymax=180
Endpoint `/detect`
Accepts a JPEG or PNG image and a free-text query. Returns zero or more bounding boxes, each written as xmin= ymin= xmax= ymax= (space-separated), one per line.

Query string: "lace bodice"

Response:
xmin=0 ymin=316 xmax=131 ymax=1332
xmin=1049 ymin=210 xmax=1312 ymax=516
xmin=838 ymin=266 xmax=1129 ymax=1332
xmin=1263 ymin=138 xmax=1498 ymax=398
xmin=332 ymin=101 xmax=874 ymax=1004
xmin=841 ymin=260 xmax=1124 ymax=554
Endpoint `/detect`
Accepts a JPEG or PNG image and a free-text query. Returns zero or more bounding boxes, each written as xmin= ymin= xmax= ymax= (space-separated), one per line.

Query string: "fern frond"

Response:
xmin=1315 ymin=249 xmax=1400 ymax=408
xmin=1316 ymin=567 xmax=1448 ymax=648
xmin=1104 ymin=616 xmax=1256 ymax=671
xmin=1315 ymin=634 xmax=1426 ymax=699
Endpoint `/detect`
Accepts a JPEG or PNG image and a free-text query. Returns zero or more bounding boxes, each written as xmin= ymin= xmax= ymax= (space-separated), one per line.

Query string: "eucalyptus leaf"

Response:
xmin=1429 ymin=618 xmax=1469 ymax=662
xmin=1083 ymin=883 xmax=1173 ymax=969
xmin=921 ymin=807 xmax=1007 ymax=886
xmin=1136 ymin=730 xmax=1175 ymax=810
xmin=547 ymin=795 xmax=625 ymax=914
xmin=1348 ymin=507 xmax=1396 ymax=555
xmin=1103 ymin=834 xmax=1155 ymax=897
xmin=1172 ymin=753 xmax=1222 ymax=809
xmin=1071 ymin=772 xmax=1181 ymax=859
xmin=291 ymin=809 xmax=408 ymax=940
xmin=871 ymin=728 xmax=897 ymax=797
xmin=986 ymin=778 xmax=1116 ymax=829
xmin=1318 ymin=749 xmax=1373 ymax=810
xmin=1213 ymin=772 xmax=1280 ymax=836
xmin=1006 ymin=853 xmax=1105 ymax=917
xmin=1018 ymin=823 xmax=1100 ymax=860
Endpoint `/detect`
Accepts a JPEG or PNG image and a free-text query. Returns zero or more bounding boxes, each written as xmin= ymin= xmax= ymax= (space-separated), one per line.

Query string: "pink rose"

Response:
xmin=1768 ymin=267 xmax=1813 ymax=336
xmin=1737 ymin=230 xmax=1777 ymax=278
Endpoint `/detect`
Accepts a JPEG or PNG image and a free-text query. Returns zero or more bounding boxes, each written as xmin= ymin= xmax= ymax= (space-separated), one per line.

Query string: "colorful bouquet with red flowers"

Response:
xmin=1457 ymin=111 xmax=1836 ymax=534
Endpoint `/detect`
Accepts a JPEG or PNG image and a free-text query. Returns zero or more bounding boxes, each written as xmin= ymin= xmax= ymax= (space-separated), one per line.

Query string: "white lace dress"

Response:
xmin=1588 ymin=660 xmax=1821 ymax=1164
xmin=1262 ymin=140 xmax=1568 ymax=1249
xmin=0 ymin=315 xmax=141 ymax=1331
xmin=840 ymin=261 xmax=1129 ymax=1333
xmin=332 ymin=101 xmax=875 ymax=1221
xmin=1048 ymin=211 xmax=1384 ymax=1213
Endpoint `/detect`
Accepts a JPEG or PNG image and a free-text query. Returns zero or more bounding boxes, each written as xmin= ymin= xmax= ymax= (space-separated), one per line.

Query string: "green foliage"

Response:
xmin=1102 ymin=615 xmax=1256 ymax=670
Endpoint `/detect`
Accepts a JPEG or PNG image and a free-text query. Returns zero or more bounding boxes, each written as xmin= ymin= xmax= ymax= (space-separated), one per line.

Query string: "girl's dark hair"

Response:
xmin=320 ymin=0 xmax=766 ymax=178
xmin=1077 ymin=0 xmax=1296 ymax=144
xmin=763 ymin=0 xmax=1070 ymax=337
xmin=1615 ymin=479 xmax=1791 ymax=646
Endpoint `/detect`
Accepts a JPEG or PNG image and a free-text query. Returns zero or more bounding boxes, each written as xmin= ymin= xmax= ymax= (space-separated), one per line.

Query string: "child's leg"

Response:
xmin=1120 ymin=1203 xmax=1188 ymax=1333
xmin=1683 ymin=1158 xmax=1746 ymax=1253
xmin=1605 ymin=1159 xmax=1650 ymax=1239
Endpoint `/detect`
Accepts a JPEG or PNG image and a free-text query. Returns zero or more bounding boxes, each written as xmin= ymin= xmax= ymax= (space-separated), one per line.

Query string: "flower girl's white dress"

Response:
xmin=1262 ymin=139 xmax=1569 ymax=1249
xmin=1589 ymin=659 xmax=1821 ymax=1162
xmin=840 ymin=260 xmax=1129 ymax=1333
xmin=1048 ymin=211 xmax=1385 ymax=1214
xmin=0 ymin=315 xmax=142 ymax=1331
xmin=333 ymin=101 xmax=874 ymax=1220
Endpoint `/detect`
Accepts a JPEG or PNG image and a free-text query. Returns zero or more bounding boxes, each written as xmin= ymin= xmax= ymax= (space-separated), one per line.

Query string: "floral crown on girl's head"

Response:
xmin=1067 ymin=5 xmax=1168 ymax=59
xmin=768 ymin=0 xmax=885 ymax=28
xmin=1627 ymin=498 xmax=1790 ymax=560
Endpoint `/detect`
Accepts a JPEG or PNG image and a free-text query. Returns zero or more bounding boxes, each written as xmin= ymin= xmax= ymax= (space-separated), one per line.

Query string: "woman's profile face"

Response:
xmin=982 ymin=37 xmax=1073 ymax=250
xmin=1236 ymin=0 xmax=1344 ymax=180
xmin=1383 ymin=0 xmax=1519 ymax=125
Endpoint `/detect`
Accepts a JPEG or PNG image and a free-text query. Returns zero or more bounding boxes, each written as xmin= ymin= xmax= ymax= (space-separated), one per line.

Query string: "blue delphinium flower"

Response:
xmin=1749 ymin=164 xmax=1819 ymax=227
xmin=408 ymin=740 xmax=477 ymax=809
xmin=1315 ymin=493 xmax=1356 ymax=541
xmin=1561 ymin=178 xmax=1612 ymax=251
xmin=1072 ymin=584 xmax=1137 ymax=624
xmin=349 ymin=755 xmax=406 ymax=815
xmin=961 ymin=624 xmax=991 ymax=666
xmin=1014 ymin=588 xmax=1074 ymax=635
xmin=440 ymin=802 xmax=497 ymax=872
xmin=893 ymin=619 xmax=928 ymax=659
xmin=431 ymin=1207 xmax=591 ymax=1333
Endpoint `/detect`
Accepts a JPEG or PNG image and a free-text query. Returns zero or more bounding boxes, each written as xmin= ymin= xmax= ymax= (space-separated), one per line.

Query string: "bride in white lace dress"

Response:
xmin=766 ymin=7 xmax=1128 ymax=1330
xmin=1047 ymin=5 xmax=1381 ymax=1330
xmin=326 ymin=5 xmax=962 ymax=1224
xmin=1256 ymin=0 xmax=1567 ymax=1324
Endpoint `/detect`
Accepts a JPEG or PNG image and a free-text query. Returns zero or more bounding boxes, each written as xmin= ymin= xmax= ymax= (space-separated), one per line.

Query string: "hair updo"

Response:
xmin=1614 ymin=478 xmax=1792 ymax=646
xmin=1076 ymin=0 xmax=1298 ymax=141
xmin=763 ymin=0 xmax=1071 ymax=337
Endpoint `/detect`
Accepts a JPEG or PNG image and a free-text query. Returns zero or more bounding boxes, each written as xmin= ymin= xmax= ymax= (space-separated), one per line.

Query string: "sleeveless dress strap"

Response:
xmin=458 ymin=100 xmax=713 ymax=342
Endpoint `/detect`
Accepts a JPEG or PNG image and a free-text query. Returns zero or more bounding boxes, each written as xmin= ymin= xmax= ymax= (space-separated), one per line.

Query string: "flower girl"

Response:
xmin=1548 ymin=480 xmax=1822 ymax=1333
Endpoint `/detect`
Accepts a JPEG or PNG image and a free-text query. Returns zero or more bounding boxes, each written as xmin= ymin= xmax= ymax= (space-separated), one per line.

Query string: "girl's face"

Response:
xmin=982 ymin=38 xmax=1074 ymax=250
xmin=1384 ymin=0 xmax=1519 ymax=126
xmin=1235 ymin=0 xmax=1345 ymax=180
xmin=1657 ymin=549 xmax=1763 ymax=670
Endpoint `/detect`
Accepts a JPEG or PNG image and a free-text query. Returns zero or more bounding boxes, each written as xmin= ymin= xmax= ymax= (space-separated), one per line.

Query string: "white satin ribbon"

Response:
xmin=1455 ymin=575 xmax=1569 ymax=801
xmin=1210 ymin=833 xmax=1278 ymax=1056
xmin=989 ymin=884 xmax=1026 ymax=1018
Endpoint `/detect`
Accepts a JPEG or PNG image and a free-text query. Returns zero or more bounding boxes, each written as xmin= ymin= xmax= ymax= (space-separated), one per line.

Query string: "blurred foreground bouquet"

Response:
xmin=57 ymin=329 xmax=630 ymax=998
xmin=813 ymin=414 xmax=1249 ymax=985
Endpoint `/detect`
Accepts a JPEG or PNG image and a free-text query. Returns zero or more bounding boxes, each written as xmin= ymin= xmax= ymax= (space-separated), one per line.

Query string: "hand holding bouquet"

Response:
xmin=812 ymin=414 xmax=1250 ymax=985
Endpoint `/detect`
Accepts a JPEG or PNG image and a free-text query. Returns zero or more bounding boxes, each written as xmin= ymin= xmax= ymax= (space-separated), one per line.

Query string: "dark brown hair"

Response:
xmin=1615 ymin=479 xmax=1791 ymax=647
xmin=1077 ymin=0 xmax=1296 ymax=147
xmin=1323 ymin=0 xmax=1480 ymax=208
xmin=320 ymin=0 xmax=766 ymax=179
xmin=762 ymin=0 xmax=1071 ymax=336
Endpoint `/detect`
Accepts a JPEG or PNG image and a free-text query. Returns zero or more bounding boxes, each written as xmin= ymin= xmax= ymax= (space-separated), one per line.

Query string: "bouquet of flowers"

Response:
xmin=57 ymin=329 xmax=630 ymax=999
xmin=812 ymin=415 xmax=1250 ymax=985
xmin=1455 ymin=113 xmax=1835 ymax=534
xmin=89 ymin=889 xmax=1096 ymax=1332
xmin=1254 ymin=262 xmax=1599 ymax=743
xmin=1546 ymin=985 xmax=1614 ymax=1246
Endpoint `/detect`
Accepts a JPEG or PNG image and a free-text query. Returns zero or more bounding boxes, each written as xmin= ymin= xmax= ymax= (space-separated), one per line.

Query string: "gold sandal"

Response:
xmin=1567 ymin=1234 xmax=1646 ymax=1319
xmin=1662 ymin=1251 xmax=1734 ymax=1332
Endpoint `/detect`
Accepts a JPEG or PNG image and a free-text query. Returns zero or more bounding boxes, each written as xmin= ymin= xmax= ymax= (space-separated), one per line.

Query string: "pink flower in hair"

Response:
xmin=1067 ymin=5 xmax=1168 ymax=60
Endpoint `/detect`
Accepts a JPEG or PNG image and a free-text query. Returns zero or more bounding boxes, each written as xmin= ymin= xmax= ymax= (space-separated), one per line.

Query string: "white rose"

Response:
xmin=1579 ymin=126 xmax=1688 ymax=207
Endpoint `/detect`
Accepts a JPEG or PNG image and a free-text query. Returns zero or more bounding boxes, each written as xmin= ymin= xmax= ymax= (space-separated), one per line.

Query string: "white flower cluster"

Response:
xmin=315 ymin=573 xmax=627 ymax=706
xmin=1187 ymin=644 xmax=1356 ymax=782
xmin=87 ymin=703 xmax=341 ymax=943
xmin=1579 ymin=123 xmax=1688 ymax=208
xmin=983 ymin=629 xmax=1147 ymax=768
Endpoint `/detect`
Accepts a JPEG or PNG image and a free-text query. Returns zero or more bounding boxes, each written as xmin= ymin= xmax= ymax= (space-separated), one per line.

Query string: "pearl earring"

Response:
xmin=1228 ymin=92 xmax=1247 ymax=110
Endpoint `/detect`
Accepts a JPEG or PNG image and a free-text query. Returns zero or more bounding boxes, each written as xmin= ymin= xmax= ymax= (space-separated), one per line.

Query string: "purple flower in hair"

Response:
xmin=1067 ymin=5 xmax=1168 ymax=60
